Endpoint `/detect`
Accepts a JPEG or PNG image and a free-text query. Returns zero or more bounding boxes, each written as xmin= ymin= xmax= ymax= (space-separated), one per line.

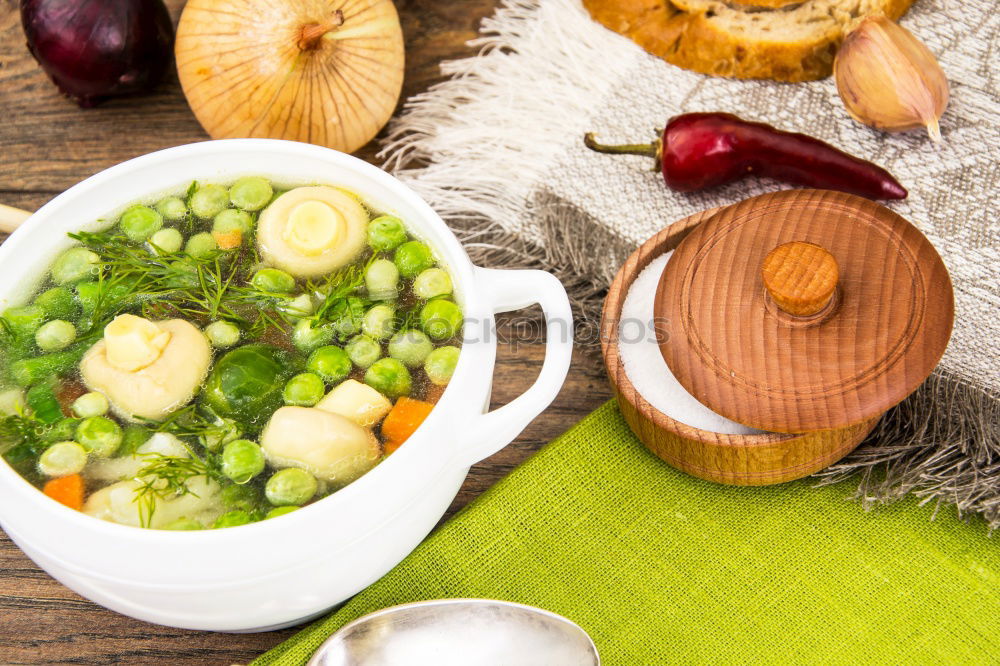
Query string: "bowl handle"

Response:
xmin=455 ymin=267 xmax=574 ymax=468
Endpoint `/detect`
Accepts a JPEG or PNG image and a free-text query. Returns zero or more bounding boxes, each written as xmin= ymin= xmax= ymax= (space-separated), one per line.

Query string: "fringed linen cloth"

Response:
xmin=379 ymin=0 xmax=1000 ymax=527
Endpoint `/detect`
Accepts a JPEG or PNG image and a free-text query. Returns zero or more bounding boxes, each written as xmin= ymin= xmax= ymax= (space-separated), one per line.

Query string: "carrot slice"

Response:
xmin=212 ymin=230 xmax=242 ymax=250
xmin=43 ymin=474 xmax=85 ymax=511
xmin=381 ymin=397 xmax=434 ymax=454
xmin=383 ymin=439 xmax=405 ymax=455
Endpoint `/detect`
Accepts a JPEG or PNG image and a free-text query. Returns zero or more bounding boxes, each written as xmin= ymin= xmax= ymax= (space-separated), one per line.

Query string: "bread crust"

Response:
xmin=583 ymin=0 xmax=915 ymax=82
xmin=728 ymin=0 xmax=804 ymax=6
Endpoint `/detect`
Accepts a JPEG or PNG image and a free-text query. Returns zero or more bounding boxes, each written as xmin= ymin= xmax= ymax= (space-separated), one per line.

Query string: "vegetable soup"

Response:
xmin=0 ymin=179 xmax=461 ymax=529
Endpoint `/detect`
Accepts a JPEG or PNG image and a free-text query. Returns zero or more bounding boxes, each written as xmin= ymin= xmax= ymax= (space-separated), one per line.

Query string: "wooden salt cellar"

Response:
xmin=601 ymin=189 xmax=953 ymax=485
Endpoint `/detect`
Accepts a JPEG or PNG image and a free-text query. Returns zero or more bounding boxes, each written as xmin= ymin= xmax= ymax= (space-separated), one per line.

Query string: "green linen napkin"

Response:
xmin=255 ymin=401 xmax=999 ymax=665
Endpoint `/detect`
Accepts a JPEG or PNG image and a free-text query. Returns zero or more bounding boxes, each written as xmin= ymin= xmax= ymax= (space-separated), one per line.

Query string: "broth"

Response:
xmin=0 ymin=179 xmax=461 ymax=529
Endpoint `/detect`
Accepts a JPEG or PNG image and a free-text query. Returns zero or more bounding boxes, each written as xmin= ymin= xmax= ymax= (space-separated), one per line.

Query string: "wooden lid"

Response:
xmin=654 ymin=189 xmax=954 ymax=433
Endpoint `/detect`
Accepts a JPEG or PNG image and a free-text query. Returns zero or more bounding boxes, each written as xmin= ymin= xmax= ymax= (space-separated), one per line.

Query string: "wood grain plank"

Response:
xmin=0 ymin=344 xmax=609 ymax=666
xmin=0 ymin=1 xmax=613 ymax=663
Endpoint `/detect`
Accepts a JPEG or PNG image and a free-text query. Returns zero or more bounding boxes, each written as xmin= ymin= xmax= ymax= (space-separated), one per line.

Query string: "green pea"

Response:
xmin=221 ymin=439 xmax=266 ymax=484
xmin=74 ymin=281 xmax=100 ymax=317
xmin=265 ymin=468 xmax=318 ymax=506
xmin=119 ymin=205 xmax=163 ymax=242
xmin=189 ymin=184 xmax=229 ymax=219
xmin=265 ymin=506 xmax=299 ymax=520
xmin=413 ymin=268 xmax=453 ymax=300
xmin=329 ymin=298 xmax=365 ymax=338
xmin=346 ymin=335 xmax=381 ymax=369
xmin=185 ymin=232 xmax=218 ymax=259
xmin=2 ymin=305 xmax=46 ymax=338
xmin=201 ymin=416 xmax=242 ymax=452
xmin=251 ymin=268 xmax=296 ymax=293
xmin=420 ymin=300 xmax=463 ymax=341
xmin=367 ymin=215 xmax=408 ymax=251
xmin=35 ymin=319 xmax=76 ymax=351
xmin=37 ymin=441 xmax=88 ymax=478
xmin=394 ymin=241 xmax=434 ymax=279
xmin=155 ymin=196 xmax=188 ymax=221
xmin=388 ymin=330 xmax=434 ymax=368
xmin=71 ymin=391 xmax=109 ymax=418
xmin=149 ymin=228 xmax=184 ymax=254
xmin=229 ymin=176 xmax=274 ymax=211
xmin=283 ymin=373 xmax=326 ymax=406
xmin=213 ymin=208 xmax=253 ymax=236
xmin=75 ymin=416 xmax=122 ymax=458
xmin=362 ymin=304 xmax=396 ymax=340
xmin=364 ymin=358 xmax=412 ymax=398
xmin=51 ymin=247 xmax=99 ymax=284
xmin=292 ymin=319 xmax=335 ymax=352
xmin=205 ymin=321 xmax=241 ymax=349
xmin=280 ymin=293 xmax=314 ymax=322
xmin=164 ymin=517 xmax=203 ymax=530
xmin=307 ymin=346 xmax=352 ymax=384
xmin=33 ymin=287 xmax=76 ymax=320
xmin=0 ymin=388 xmax=25 ymax=417
xmin=214 ymin=510 xmax=255 ymax=529
xmin=424 ymin=345 xmax=460 ymax=385
xmin=365 ymin=259 xmax=399 ymax=300
xmin=220 ymin=483 xmax=262 ymax=512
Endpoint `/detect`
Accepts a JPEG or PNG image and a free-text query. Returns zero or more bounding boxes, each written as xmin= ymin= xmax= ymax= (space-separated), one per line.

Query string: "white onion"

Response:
xmin=175 ymin=0 xmax=404 ymax=153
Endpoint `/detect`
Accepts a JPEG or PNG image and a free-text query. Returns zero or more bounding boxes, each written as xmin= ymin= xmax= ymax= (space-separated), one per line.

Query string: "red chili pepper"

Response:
xmin=584 ymin=112 xmax=907 ymax=200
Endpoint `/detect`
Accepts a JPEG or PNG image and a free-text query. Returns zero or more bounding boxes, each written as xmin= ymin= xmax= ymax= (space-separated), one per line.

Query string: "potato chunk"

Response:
xmin=83 ymin=476 xmax=223 ymax=529
xmin=260 ymin=406 xmax=380 ymax=485
xmin=316 ymin=379 xmax=392 ymax=427
xmin=85 ymin=433 xmax=189 ymax=484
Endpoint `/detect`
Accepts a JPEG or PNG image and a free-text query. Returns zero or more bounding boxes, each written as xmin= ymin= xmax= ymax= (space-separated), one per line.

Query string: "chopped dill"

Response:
xmin=308 ymin=254 xmax=374 ymax=320
xmin=395 ymin=305 xmax=421 ymax=332
xmin=133 ymin=452 xmax=221 ymax=528
xmin=151 ymin=404 xmax=234 ymax=443
xmin=0 ymin=413 xmax=47 ymax=454
xmin=70 ymin=230 xmax=298 ymax=336
xmin=1 ymin=413 xmax=51 ymax=482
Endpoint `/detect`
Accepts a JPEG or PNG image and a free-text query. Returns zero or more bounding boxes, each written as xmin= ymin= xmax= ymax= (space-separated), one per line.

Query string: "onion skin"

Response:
xmin=20 ymin=0 xmax=175 ymax=108
xmin=175 ymin=0 xmax=404 ymax=154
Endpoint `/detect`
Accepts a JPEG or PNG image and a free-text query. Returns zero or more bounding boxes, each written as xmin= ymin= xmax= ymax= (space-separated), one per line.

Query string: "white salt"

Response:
xmin=618 ymin=252 xmax=766 ymax=435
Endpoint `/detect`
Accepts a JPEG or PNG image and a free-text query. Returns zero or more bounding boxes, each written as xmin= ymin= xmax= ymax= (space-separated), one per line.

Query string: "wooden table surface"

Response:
xmin=0 ymin=1 xmax=611 ymax=663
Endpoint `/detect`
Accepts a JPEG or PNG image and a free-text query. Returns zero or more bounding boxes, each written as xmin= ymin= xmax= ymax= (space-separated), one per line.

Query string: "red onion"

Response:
xmin=20 ymin=0 xmax=174 ymax=108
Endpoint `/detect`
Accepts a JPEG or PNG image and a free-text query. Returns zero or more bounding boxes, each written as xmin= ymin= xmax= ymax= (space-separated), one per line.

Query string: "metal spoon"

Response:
xmin=306 ymin=599 xmax=600 ymax=666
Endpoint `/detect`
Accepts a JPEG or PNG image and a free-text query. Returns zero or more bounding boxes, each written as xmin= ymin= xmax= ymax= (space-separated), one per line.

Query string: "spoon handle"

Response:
xmin=0 ymin=203 xmax=31 ymax=234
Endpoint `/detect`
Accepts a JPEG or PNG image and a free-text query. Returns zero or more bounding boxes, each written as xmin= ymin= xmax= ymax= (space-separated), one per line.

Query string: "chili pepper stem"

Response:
xmin=583 ymin=132 xmax=662 ymax=169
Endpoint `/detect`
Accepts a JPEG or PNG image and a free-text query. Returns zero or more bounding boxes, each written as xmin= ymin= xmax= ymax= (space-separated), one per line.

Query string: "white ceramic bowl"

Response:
xmin=0 ymin=140 xmax=573 ymax=631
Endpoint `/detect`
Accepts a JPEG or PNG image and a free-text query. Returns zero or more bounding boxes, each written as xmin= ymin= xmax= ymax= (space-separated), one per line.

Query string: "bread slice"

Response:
xmin=582 ymin=0 xmax=915 ymax=81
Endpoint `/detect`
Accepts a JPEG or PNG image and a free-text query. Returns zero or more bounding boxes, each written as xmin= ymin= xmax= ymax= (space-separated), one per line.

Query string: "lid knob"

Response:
xmin=761 ymin=241 xmax=839 ymax=317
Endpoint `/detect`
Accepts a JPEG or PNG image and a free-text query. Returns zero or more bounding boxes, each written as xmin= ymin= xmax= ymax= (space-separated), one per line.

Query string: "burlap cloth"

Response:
xmin=380 ymin=0 xmax=999 ymax=525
